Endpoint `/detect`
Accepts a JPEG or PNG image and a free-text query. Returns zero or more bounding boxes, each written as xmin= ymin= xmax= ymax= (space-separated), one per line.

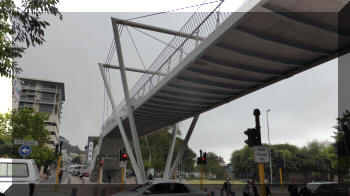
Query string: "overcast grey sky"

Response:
xmin=17 ymin=10 xmax=339 ymax=163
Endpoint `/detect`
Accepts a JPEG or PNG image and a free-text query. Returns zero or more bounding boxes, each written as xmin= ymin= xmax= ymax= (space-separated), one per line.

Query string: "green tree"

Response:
xmin=0 ymin=109 xmax=54 ymax=166
xmin=1 ymin=0 xmax=62 ymax=78
xmin=139 ymin=126 xmax=196 ymax=173
xmin=71 ymin=155 xmax=82 ymax=164
xmin=200 ymin=152 xmax=226 ymax=179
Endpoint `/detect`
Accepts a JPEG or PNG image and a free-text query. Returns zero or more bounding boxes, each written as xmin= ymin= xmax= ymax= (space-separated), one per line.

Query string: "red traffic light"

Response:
xmin=122 ymin=154 xmax=127 ymax=159
xmin=201 ymin=157 xmax=205 ymax=161
xmin=99 ymin=161 xmax=104 ymax=166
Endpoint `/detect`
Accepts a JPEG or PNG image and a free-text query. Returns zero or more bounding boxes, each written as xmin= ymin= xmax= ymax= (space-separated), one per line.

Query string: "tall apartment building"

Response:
xmin=14 ymin=77 xmax=65 ymax=149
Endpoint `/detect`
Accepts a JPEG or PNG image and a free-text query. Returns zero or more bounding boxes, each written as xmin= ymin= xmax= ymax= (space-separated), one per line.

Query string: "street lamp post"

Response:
xmin=266 ymin=109 xmax=273 ymax=184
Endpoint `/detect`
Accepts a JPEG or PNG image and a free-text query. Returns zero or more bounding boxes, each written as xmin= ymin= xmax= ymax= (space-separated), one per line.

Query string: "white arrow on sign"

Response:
xmin=21 ymin=147 xmax=30 ymax=154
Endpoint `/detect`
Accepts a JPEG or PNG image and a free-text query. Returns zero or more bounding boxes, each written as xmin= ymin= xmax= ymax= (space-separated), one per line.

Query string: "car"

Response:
xmin=112 ymin=180 xmax=208 ymax=196
xmin=0 ymin=158 xmax=40 ymax=196
xmin=306 ymin=182 xmax=349 ymax=196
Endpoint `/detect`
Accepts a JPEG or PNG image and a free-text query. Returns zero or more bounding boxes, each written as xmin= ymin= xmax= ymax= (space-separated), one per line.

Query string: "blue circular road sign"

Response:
xmin=19 ymin=145 xmax=32 ymax=157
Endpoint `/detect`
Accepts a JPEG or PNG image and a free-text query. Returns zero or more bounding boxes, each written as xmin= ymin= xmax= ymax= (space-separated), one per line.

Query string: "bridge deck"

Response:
xmin=95 ymin=0 xmax=349 ymax=161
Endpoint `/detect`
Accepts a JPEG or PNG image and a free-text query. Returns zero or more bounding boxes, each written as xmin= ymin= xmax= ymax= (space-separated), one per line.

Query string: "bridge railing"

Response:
xmin=101 ymin=2 xmax=232 ymax=133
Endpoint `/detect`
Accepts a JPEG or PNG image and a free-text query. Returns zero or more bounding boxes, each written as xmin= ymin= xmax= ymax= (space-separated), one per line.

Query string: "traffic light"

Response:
xmin=197 ymin=150 xmax=207 ymax=165
xmin=244 ymin=128 xmax=260 ymax=147
xmin=99 ymin=161 xmax=104 ymax=167
xmin=202 ymin=152 xmax=207 ymax=165
xmin=121 ymin=153 xmax=128 ymax=161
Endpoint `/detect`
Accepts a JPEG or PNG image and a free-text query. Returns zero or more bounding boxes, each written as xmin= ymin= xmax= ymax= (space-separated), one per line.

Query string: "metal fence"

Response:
xmin=101 ymin=2 xmax=232 ymax=132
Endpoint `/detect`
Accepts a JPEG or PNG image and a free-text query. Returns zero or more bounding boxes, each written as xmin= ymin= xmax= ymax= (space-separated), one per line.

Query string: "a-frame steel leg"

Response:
xmin=112 ymin=21 xmax=147 ymax=182
xmin=169 ymin=115 xmax=199 ymax=178
xmin=98 ymin=64 xmax=143 ymax=184
xmin=163 ymin=124 xmax=178 ymax=179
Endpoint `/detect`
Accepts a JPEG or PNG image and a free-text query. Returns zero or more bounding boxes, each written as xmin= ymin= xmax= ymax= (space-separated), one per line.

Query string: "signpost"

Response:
xmin=14 ymin=140 xmax=38 ymax=146
xmin=19 ymin=145 xmax=32 ymax=157
xmin=254 ymin=146 xmax=269 ymax=163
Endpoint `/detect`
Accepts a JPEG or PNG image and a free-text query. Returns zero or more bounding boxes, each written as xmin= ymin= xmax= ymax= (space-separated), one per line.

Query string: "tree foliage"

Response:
xmin=71 ymin=155 xmax=82 ymax=164
xmin=0 ymin=109 xmax=54 ymax=166
xmin=230 ymin=141 xmax=338 ymax=182
xmin=0 ymin=0 xmax=62 ymax=78
xmin=139 ymin=126 xmax=197 ymax=173
xmin=199 ymin=152 xmax=226 ymax=179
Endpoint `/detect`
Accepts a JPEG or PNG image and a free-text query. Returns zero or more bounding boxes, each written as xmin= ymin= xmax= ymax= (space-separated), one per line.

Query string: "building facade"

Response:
xmin=14 ymin=77 xmax=65 ymax=149
xmin=84 ymin=136 xmax=98 ymax=165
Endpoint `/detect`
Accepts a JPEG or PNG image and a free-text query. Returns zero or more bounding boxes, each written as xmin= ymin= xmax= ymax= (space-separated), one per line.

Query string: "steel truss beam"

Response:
xmin=111 ymin=17 xmax=204 ymax=40
xmin=99 ymin=63 xmax=166 ymax=76
xmin=112 ymin=21 xmax=147 ymax=182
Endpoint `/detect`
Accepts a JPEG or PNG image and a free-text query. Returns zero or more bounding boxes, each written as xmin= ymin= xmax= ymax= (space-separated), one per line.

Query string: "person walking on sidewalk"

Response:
xmin=222 ymin=178 xmax=232 ymax=196
xmin=243 ymin=179 xmax=259 ymax=196
xmin=58 ymin=170 xmax=63 ymax=184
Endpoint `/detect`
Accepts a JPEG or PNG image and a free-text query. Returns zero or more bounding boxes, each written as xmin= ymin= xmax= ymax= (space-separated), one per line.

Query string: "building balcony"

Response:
xmin=19 ymin=97 xmax=35 ymax=102
xmin=38 ymin=87 xmax=56 ymax=93
xmin=37 ymin=99 xmax=55 ymax=104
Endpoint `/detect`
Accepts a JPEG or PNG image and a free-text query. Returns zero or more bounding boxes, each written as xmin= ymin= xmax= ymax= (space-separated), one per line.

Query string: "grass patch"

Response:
xmin=185 ymin=180 xmax=245 ymax=184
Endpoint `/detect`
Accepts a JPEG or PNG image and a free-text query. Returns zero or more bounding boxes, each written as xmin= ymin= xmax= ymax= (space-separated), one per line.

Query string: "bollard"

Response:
xmin=93 ymin=186 xmax=98 ymax=196
xmin=101 ymin=188 xmax=106 ymax=196
xmin=71 ymin=188 xmax=77 ymax=196
xmin=210 ymin=191 xmax=215 ymax=196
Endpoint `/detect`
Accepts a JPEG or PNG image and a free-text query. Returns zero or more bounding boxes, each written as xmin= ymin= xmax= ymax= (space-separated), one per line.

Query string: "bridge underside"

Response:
xmin=103 ymin=0 xmax=350 ymax=140
xmin=93 ymin=0 xmax=350 ymax=178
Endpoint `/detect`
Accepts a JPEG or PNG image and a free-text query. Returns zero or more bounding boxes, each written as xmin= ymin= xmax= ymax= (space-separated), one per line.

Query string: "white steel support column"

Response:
xmin=163 ymin=124 xmax=178 ymax=179
xmin=112 ymin=21 xmax=147 ymax=182
xmin=169 ymin=115 xmax=199 ymax=179
xmin=98 ymin=64 xmax=143 ymax=184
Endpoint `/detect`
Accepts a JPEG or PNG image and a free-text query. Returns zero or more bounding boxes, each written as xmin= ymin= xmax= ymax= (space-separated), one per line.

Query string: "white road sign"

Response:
xmin=14 ymin=139 xmax=38 ymax=146
xmin=254 ymin=146 xmax=269 ymax=163
xmin=120 ymin=161 xmax=127 ymax=168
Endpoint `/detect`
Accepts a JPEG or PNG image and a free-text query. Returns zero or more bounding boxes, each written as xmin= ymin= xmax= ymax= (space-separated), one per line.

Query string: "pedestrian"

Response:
xmin=222 ymin=178 xmax=232 ymax=196
xmin=148 ymin=173 xmax=153 ymax=180
xmin=265 ymin=183 xmax=272 ymax=196
xmin=288 ymin=181 xmax=298 ymax=196
xmin=58 ymin=169 xmax=63 ymax=184
xmin=243 ymin=179 xmax=259 ymax=196
xmin=298 ymin=183 xmax=310 ymax=196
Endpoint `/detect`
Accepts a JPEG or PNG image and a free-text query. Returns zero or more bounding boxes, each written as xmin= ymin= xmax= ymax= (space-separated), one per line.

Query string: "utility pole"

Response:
xmin=266 ymin=109 xmax=273 ymax=184
xmin=254 ymin=109 xmax=266 ymax=196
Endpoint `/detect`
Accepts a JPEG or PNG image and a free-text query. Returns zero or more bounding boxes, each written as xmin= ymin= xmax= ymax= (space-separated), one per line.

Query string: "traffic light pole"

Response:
xmin=121 ymin=166 xmax=125 ymax=191
xmin=200 ymin=164 xmax=203 ymax=191
xmin=54 ymin=155 xmax=62 ymax=192
xmin=279 ymin=168 xmax=283 ymax=189
xmin=258 ymin=163 xmax=266 ymax=196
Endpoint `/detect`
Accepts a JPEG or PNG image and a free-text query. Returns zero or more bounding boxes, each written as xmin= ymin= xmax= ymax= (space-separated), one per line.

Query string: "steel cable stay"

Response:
xmin=124 ymin=0 xmax=224 ymax=21
xmin=125 ymin=26 xmax=147 ymax=71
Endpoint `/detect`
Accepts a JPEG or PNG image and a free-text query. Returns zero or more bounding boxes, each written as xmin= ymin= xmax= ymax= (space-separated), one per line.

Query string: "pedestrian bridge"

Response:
xmin=91 ymin=0 xmax=350 ymax=183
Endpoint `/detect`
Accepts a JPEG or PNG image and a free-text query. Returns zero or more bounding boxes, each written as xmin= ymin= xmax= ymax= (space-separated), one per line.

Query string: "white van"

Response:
xmin=0 ymin=159 xmax=40 ymax=195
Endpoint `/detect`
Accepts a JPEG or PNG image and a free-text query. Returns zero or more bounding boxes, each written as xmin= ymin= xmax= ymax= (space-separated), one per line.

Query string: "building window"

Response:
xmin=45 ymin=122 xmax=57 ymax=127
xmin=40 ymin=92 xmax=55 ymax=103
xmin=39 ymin=104 xmax=53 ymax=113
xmin=42 ymin=83 xmax=56 ymax=91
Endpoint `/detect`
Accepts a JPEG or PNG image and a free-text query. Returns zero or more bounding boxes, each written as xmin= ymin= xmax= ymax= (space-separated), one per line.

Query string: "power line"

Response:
xmin=125 ymin=0 xmax=224 ymax=21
